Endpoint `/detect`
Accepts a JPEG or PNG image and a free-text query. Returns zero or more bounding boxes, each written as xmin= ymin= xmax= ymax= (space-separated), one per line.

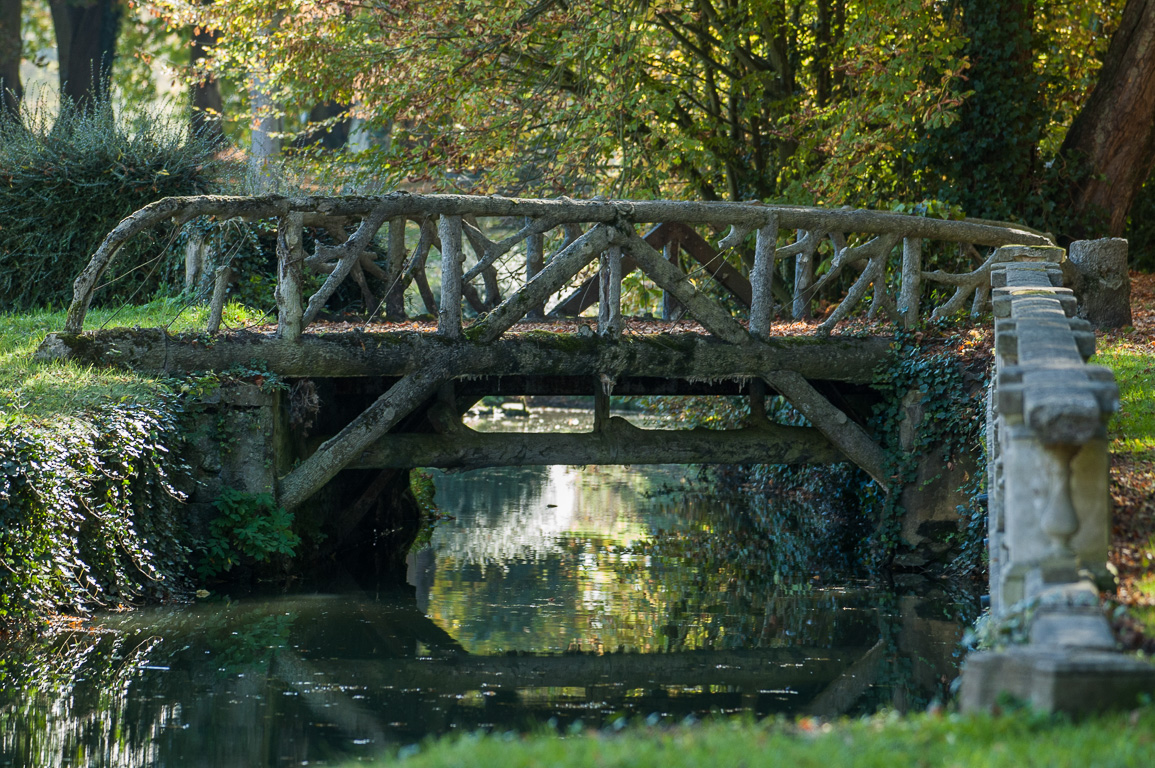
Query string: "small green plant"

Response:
xmin=198 ymin=489 xmax=300 ymax=579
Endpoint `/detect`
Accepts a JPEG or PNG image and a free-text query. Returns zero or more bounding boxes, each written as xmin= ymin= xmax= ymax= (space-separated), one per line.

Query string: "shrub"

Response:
xmin=197 ymin=488 xmax=300 ymax=579
xmin=0 ymin=96 xmax=219 ymax=310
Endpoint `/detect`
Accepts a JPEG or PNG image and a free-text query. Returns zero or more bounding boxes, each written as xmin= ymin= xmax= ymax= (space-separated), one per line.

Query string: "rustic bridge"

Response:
xmin=40 ymin=193 xmax=1054 ymax=519
xmin=39 ymin=193 xmax=1155 ymax=712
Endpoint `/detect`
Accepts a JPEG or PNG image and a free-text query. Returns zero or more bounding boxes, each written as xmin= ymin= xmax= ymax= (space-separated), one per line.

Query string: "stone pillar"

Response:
xmin=1068 ymin=238 xmax=1132 ymax=328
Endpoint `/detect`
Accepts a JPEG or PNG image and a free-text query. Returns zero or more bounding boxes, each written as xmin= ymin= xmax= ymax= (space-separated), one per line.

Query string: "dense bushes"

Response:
xmin=0 ymin=399 xmax=191 ymax=633
xmin=0 ymin=99 xmax=219 ymax=309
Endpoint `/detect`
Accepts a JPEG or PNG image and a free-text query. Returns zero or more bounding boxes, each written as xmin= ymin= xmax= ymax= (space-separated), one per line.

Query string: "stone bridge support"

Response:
xmin=961 ymin=244 xmax=1155 ymax=714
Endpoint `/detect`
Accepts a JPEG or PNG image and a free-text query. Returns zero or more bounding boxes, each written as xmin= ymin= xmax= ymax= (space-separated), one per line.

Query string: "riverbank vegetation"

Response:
xmin=380 ymin=704 xmax=1155 ymax=768
xmin=0 ymin=301 xmax=264 ymax=634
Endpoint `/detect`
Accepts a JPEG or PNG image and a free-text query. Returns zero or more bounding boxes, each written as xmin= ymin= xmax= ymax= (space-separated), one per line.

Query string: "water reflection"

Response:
xmin=0 ymin=427 xmax=978 ymax=767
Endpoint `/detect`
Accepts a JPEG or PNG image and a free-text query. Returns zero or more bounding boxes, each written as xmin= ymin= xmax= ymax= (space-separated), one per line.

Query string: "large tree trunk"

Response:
xmin=0 ymin=0 xmax=20 ymax=120
xmin=49 ymin=0 xmax=122 ymax=111
xmin=1061 ymin=0 xmax=1155 ymax=237
xmin=190 ymin=21 xmax=224 ymax=145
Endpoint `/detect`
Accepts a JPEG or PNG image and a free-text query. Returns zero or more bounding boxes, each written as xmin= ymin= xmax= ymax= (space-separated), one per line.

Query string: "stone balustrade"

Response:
xmin=963 ymin=242 xmax=1155 ymax=714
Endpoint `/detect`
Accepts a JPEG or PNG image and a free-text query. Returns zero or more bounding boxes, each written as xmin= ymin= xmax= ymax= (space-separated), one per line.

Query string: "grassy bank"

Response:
xmin=0 ymin=299 xmax=264 ymax=421
xmin=1093 ymin=274 xmax=1155 ymax=637
xmin=379 ymin=706 xmax=1155 ymax=768
xmin=0 ymin=301 xmax=264 ymax=632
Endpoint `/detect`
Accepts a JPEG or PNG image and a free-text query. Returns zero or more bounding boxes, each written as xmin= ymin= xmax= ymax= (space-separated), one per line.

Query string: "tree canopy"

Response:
xmin=8 ymin=1 xmax=1155 ymax=245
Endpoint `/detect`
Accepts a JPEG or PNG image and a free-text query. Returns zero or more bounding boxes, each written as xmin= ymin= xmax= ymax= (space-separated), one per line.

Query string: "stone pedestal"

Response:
xmin=960 ymin=646 xmax=1155 ymax=715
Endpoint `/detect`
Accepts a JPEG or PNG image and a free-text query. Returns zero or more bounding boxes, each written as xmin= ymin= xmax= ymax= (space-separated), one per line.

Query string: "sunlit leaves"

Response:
xmin=153 ymin=0 xmax=972 ymax=203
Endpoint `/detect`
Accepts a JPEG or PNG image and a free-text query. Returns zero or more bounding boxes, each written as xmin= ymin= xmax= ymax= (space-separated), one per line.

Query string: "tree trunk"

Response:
xmin=0 ymin=0 xmax=20 ymax=120
xmin=296 ymin=102 xmax=351 ymax=150
xmin=49 ymin=0 xmax=121 ymax=111
xmin=190 ymin=19 xmax=224 ymax=145
xmin=1061 ymin=0 xmax=1155 ymax=238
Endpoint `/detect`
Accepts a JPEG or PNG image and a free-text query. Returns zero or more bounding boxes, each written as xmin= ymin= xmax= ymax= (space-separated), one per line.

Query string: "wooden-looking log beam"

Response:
xmin=351 ymin=417 xmax=846 ymax=470
xmin=36 ymin=330 xmax=892 ymax=385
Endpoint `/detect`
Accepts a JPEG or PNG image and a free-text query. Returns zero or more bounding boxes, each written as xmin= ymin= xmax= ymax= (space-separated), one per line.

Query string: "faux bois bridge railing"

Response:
xmin=41 ymin=194 xmax=1153 ymax=712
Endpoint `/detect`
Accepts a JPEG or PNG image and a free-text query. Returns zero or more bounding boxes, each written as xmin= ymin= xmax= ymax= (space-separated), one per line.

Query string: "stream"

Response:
xmin=0 ymin=409 xmax=979 ymax=767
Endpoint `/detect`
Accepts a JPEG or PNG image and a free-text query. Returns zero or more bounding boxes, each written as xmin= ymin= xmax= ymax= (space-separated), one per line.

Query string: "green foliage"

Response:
xmin=198 ymin=489 xmax=300 ymax=579
xmin=0 ymin=95 xmax=218 ymax=309
xmin=1094 ymin=340 xmax=1155 ymax=459
xmin=0 ymin=399 xmax=191 ymax=633
xmin=161 ymin=0 xmax=971 ymax=204
xmin=1125 ymin=174 xmax=1155 ymax=272
xmin=408 ymin=470 xmax=450 ymax=551
xmin=911 ymin=1 xmax=1120 ymax=235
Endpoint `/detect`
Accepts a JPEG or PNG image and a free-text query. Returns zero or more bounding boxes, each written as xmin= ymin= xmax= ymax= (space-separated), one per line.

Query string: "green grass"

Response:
xmin=381 ymin=707 xmax=1155 ymax=768
xmin=1095 ymin=339 xmax=1155 ymax=459
xmin=0 ymin=299 xmax=267 ymax=422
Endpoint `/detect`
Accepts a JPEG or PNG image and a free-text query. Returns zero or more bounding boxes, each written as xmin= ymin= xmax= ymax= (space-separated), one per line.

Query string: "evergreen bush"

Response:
xmin=0 ymin=97 xmax=219 ymax=309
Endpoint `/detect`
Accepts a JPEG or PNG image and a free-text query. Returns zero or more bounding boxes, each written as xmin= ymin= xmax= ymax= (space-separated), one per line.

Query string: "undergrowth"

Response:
xmin=0 ymin=301 xmax=270 ymax=632
xmin=0 ymin=399 xmax=191 ymax=633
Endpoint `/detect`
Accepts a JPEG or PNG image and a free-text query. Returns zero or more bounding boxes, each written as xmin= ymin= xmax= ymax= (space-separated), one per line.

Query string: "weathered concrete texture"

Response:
xmin=988 ymin=257 xmax=1118 ymax=612
xmin=965 ymin=249 xmax=1136 ymax=715
xmin=184 ymin=382 xmax=289 ymax=507
xmin=353 ymin=417 xmax=845 ymax=470
xmin=894 ymin=388 xmax=979 ymax=567
xmin=34 ymin=329 xmax=891 ymax=385
xmin=962 ymin=585 xmax=1155 ymax=715
xmin=1068 ymin=238 xmax=1132 ymax=329
xmin=996 ymin=425 xmax=1112 ymax=607
xmin=960 ymin=646 xmax=1155 ymax=715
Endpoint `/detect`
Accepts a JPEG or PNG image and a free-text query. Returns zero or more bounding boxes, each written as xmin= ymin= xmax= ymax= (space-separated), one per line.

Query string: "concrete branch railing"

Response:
xmin=64 ymin=193 xmax=1052 ymax=339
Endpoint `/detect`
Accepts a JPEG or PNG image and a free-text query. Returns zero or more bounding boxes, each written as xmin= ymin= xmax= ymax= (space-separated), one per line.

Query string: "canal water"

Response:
xmin=0 ymin=409 xmax=979 ymax=767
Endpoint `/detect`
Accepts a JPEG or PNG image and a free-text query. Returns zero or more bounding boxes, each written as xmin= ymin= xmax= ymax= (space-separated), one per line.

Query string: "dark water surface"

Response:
xmin=0 ymin=412 xmax=978 ymax=767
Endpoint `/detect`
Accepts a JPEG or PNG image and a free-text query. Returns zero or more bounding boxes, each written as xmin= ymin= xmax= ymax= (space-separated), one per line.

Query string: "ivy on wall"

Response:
xmin=865 ymin=325 xmax=991 ymax=572
xmin=0 ymin=400 xmax=191 ymax=633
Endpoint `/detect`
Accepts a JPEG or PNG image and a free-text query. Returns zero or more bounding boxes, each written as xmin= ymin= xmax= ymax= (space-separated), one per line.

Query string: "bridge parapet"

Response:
xmin=987 ymin=247 xmax=1118 ymax=614
xmin=965 ymin=244 xmax=1155 ymax=714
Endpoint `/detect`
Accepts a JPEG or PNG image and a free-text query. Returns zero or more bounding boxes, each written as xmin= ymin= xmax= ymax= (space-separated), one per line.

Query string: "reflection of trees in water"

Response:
xmin=0 ymin=593 xmax=467 ymax=767
xmin=424 ymin=467 xmax=882 ymax=656
xmin=429 ymin=465 xmax=664 ymax=566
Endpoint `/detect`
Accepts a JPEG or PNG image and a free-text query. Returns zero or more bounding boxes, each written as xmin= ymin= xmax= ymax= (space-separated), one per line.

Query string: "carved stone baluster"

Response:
xmin=438 ymin=215 xmax=464 ymax=339
xmin=1041 ymin=443 xmax=1081 ymax=575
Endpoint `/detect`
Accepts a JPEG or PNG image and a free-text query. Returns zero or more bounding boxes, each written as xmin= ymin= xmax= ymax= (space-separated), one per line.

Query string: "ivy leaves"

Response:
xmin=0 ymin=401 xmax=191 ymax=632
